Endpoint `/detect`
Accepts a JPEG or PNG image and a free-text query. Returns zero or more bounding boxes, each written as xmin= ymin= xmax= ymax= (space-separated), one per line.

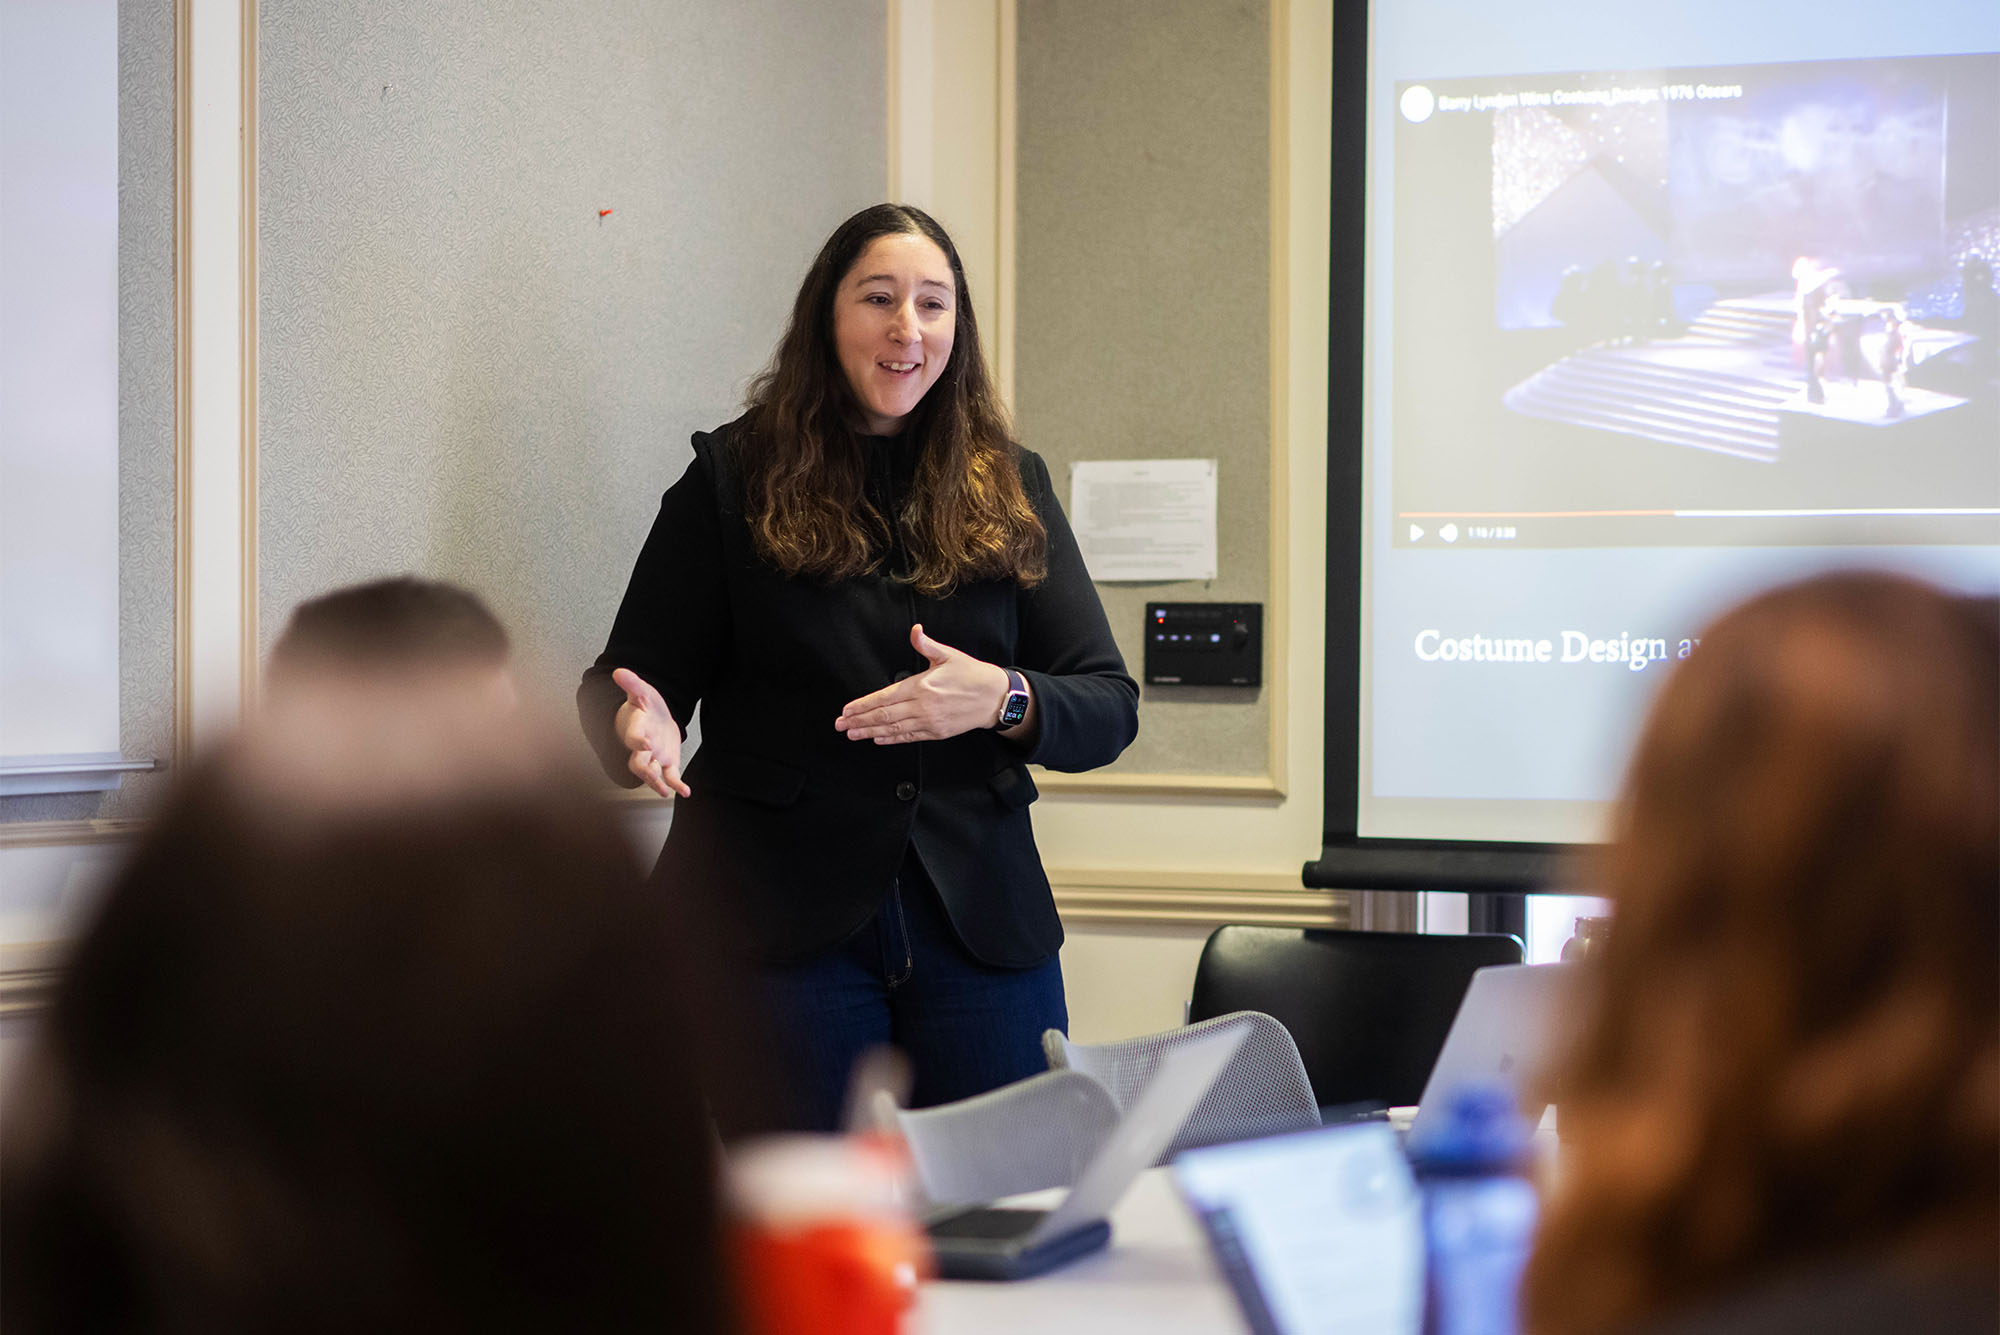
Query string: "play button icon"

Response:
xmin=1408 ymin=524 xmax=1424 ymax=542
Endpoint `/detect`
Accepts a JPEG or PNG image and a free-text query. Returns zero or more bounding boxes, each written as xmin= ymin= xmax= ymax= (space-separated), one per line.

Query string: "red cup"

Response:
xmin=731 ymin=1134 xmax=930 ymax=1335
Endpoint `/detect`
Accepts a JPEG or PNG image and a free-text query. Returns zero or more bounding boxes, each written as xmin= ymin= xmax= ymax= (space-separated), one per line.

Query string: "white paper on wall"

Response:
xmin=1067 ymin=458 xmax=1218 ymax=582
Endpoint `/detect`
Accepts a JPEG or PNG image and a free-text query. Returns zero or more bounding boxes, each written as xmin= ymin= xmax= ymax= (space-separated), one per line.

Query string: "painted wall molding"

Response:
xmin=0 ymin=942 xmax=61 ymax=1017
xmin=180 ymin=0 xmax=258 ymax=753
xmin=0 ymin=818 xmax=148 ymax=851
xmin=1035 ymin=770 xmax=1286 ymax=800
xmin=886 ymin=0 xmax=1015 ymax=406
xmin=1051 ymin=865 xmax=1349 ymax=929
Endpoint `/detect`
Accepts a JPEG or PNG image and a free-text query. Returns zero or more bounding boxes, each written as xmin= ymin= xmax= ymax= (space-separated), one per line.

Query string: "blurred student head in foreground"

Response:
xmin=258 ymin=576 xmax=525 ymax=814
xmin=0 ymin=709 xmax=734 ymax=1332
xmin=265 ymin=574 xmax=515 ymax=711
xmin=1525 ymin=571 xmax=1998 ymax=1334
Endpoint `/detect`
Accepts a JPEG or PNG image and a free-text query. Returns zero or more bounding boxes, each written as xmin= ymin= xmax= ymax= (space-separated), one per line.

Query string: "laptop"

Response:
xmin=925 ymin=1019 xmax=1250 ymax=1281
xmin=1403 ymin=962 xmax=1577 ymax=1152
xmin=1172 ymin=1121 xmax=1425 ymax=1335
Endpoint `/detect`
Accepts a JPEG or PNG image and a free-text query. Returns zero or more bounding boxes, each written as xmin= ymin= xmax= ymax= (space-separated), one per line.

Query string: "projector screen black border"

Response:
xmin=1312 ymin=0 xmax=1585 ymax=895
xmin=1302 ymin=839 xmax=1572 ymax=894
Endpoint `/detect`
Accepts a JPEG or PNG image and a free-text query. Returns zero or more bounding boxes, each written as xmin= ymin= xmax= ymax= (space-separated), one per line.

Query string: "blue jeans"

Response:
xmin=756 ymin=851 xmax=1068 ymax=1132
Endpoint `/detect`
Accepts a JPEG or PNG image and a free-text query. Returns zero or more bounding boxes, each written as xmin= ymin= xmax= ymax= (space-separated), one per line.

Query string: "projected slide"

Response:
xmin=1347 ymin=6 xmax=2000 ymax=849
xmin=1389 ymin=53 xmax=1999 ymax=549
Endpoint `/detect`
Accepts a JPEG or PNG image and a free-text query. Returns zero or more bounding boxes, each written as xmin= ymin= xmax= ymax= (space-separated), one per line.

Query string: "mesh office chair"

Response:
xmin=1187 ymin=925 xmax=1524 ymax=1109
xmin=893 ymin=1069 xmax=1122 ymax=1207
xmin=1042 ymin=1010 xmax=1319 ymax=1162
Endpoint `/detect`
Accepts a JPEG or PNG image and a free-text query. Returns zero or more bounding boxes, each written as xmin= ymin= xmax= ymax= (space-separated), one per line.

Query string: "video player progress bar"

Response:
xmin=1398 ymin=507 xmax=2000 ymax=519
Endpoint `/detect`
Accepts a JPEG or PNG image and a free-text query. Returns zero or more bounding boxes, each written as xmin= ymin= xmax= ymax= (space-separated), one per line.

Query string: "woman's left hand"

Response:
xmin=836 ymin=624 xmax=1014 ymax=743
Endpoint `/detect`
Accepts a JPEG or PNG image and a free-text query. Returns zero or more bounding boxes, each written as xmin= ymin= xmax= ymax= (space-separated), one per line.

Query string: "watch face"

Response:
xmin=998 ymin=671 xmax=1030 ymax=727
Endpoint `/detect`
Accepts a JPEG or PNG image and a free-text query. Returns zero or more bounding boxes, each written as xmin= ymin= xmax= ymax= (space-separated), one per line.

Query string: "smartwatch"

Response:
xmin=993 ymin=668 xmax=1031 ymax=729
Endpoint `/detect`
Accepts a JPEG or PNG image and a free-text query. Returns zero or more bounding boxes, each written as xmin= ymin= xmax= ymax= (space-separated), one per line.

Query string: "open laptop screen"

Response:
xmin=1173 ymin=1123 xmax=1424 ymax=1335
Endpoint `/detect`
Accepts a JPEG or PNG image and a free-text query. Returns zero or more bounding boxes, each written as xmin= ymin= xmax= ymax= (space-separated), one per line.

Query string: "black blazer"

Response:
xmin=579 ymin=418 xmax=1138 ymax=967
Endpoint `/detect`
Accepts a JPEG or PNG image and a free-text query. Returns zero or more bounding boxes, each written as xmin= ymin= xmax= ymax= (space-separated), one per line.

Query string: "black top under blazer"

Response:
xmin=578 ymin=417 xmax=1139 ymax=967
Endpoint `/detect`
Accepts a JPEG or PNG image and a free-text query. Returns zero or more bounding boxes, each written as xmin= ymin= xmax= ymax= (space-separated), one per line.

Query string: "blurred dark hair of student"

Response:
xmin=1524 ymin=572 xmax=1999 ymax=1335
xmin=0 ymin=713 xmax=736 ymax=1334
xmin=266 ymin=574 xmax=512 ymax=697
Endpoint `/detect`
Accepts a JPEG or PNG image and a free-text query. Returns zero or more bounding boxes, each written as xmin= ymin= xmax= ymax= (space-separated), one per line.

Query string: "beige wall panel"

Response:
xmin=1015 ymin=0 xmax=1271 ymax=778
xmin=1020 ymin=0 xmax=1330 ymax=887
xmin=1059 ymin=921 xmax=1212 ymax=1043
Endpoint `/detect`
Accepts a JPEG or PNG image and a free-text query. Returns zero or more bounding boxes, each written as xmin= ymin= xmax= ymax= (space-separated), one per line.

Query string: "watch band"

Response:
xmin=994 ymin=667 xmax=1031 ymax=729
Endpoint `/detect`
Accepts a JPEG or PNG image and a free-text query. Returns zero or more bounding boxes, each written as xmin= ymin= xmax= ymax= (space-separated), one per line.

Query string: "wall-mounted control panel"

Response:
xmin=1142 ymin=602 xmax=1262 ymax=686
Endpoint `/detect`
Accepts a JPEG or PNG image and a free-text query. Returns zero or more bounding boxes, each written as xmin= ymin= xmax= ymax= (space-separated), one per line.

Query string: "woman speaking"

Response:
xmin=579 ymin=204 xmax=1138 ymax=1131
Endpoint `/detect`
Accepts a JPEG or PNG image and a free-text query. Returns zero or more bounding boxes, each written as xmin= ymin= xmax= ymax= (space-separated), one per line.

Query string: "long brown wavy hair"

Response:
xmin=740 ymin=203 xmax=1045 ymax=596
xmin=1522 ymin=571 xmax=1999 ymax=1334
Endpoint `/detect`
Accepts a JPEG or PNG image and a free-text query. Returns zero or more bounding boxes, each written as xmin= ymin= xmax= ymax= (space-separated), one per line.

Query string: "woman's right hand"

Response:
xmin=611 ymin=668 xmax=691 ymax=798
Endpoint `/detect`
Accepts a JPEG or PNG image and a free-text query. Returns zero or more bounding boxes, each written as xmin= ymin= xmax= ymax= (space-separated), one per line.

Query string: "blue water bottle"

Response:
xmin=1410 ymin=1083 xmax=1539 ymax=1335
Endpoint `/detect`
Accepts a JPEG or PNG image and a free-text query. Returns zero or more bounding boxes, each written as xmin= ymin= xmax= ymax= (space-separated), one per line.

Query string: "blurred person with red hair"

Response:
xmin=1523 ymin=571 xmax=1998 ymax=1334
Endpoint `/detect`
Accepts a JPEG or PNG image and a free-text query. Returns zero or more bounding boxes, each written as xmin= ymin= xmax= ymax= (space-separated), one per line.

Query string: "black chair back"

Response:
xmin=1187 ymin=925 xmax=1525 ymax=1109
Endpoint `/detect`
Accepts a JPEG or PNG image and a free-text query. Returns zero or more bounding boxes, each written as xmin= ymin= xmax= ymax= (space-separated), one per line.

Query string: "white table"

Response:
xmin=914 ymin=1170 xmax=1249 ymax=1334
